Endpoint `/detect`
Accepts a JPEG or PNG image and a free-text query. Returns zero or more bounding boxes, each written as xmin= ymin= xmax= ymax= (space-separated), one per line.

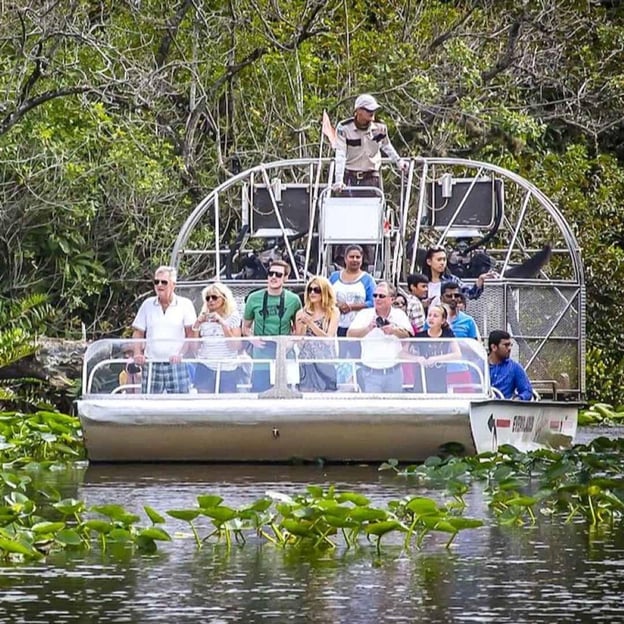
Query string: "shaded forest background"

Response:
xmin=0 ymin=0 xmax=623 ymax=402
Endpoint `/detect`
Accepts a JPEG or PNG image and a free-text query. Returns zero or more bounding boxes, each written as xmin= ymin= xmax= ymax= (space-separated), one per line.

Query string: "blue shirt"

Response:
xmin=489 ymin=358 xmax=533 ymax=400
xmin=450 ymin=311 xmax=479 ymax=339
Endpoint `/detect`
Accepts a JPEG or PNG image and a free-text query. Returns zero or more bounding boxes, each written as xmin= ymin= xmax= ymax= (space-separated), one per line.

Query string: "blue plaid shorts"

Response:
xmin=141 ymin=362 xmax=190 ymax=394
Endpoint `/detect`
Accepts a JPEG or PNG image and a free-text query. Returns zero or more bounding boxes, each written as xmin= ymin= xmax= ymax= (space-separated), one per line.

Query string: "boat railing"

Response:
xmin=81 ymin=336 xmax=490 ymax=398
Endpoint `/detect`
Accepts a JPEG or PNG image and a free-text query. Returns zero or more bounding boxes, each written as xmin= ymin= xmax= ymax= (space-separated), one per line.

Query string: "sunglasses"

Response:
xmin=373 ymin=293 xmax=387 ymax=299
xmin=205 ymin=294 xmax=222 ymax=301
xmin=153 ymin=279 xmax=169 ymax=286
xmin=267 ymin=270 xmax=285 ymax=278
xmin=444 ymin=293 xmax=463 ymax=299
xmin=392 ymin=301 xmax=406 ymax=307
xmin=307 ymin=286 xmax=322 ymax=294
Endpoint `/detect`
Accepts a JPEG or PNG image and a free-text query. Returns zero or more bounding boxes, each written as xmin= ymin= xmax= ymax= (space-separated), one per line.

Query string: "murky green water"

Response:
xmin=1 ymin=430 xmax=623 ymax=623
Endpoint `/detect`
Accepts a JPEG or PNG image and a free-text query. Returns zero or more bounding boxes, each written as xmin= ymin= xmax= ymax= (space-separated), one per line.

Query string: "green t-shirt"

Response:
xmin=244 ymin=288 xmax=302 ymax=336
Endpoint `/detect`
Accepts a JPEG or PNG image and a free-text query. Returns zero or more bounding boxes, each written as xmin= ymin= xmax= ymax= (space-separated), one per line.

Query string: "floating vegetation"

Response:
xmin=0 ymin=409 xmax=84 ymax=468
xmin=577 ymin=402 xmax=624 ymax=425
xmin=380 ymin=438 xmax=624 ymax=528
xmin=1 ymin=409 xmax=624 ymax=563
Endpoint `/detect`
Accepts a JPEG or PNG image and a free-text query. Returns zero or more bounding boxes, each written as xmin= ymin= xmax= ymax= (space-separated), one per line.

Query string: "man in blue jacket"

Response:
xmin=487 ymin=330 xmax=534 ymax=400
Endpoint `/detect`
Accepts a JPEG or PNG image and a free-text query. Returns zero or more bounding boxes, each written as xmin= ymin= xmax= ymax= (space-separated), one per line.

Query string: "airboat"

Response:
xmin=76 ymin=156 xmax=581 ymax=462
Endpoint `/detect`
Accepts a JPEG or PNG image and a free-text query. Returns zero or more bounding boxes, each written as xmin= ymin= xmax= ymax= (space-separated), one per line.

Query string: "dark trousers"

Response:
xmin=344 ymin=170 xmax=382 ymax=195
xmin=194 ymin=365 xmax=240 ymax=393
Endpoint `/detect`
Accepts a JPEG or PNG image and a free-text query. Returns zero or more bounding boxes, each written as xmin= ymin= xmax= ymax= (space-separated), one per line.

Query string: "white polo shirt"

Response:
xmin=132 ymin=295 xmax=196 ymax=360
xmin=349 ymin=308 xmax=412 ymax=369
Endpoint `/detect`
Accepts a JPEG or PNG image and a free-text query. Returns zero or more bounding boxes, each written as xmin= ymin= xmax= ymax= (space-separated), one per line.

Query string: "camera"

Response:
xmin=126 ymin=363 xmax=142 ymax=375
xmin=375 ymin=316 xmax=390 ymax=328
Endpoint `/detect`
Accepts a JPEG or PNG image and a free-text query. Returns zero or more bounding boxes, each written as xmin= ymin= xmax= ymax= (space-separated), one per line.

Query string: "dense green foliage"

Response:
xmin=0 ymin=1 xmax=623 ymax=399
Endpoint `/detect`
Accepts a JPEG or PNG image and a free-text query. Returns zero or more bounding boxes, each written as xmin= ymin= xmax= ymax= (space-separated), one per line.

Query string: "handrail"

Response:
xmin=81 ymin=336 xmax=490 ymax=397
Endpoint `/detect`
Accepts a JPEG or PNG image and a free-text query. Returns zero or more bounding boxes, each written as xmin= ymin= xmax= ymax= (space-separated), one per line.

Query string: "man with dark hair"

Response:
xmin=440 ymin=281 xmax=479 ymax=339
xmin=243 ymin=259 xmax=301 ymax=392
xmin=488 ymin=330 xmax=533 ymax=401
xmin=438 ymin=281 xmax=480 ymax=392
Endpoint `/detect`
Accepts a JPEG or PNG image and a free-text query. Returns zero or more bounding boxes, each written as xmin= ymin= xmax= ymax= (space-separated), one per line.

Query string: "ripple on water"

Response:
xmin=1 ymin=461 xmax=624 ymax=623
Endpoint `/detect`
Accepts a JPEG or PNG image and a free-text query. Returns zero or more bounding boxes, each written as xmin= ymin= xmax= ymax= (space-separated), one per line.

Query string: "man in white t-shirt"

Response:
xmin=347 ymin=282 xmax=413 ymax=392
xmin=131 ymin=265 xmax=197 ymax=393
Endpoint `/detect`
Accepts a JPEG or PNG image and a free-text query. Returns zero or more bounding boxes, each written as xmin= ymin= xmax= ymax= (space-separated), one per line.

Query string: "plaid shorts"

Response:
xmin=141 ymin=362 xmax=190 ymax=394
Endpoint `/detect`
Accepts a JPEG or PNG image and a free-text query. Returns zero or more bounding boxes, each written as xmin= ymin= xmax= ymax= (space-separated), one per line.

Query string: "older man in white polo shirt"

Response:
xmin=131 ymin=265 xmax=196 ymax=393
xmin=347 ymin=282 xmax=412 ymax=392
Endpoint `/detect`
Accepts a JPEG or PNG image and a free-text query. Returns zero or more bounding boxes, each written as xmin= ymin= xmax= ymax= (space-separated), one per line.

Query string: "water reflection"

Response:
xmin=1 ymin=437 xmax=624 ymax=623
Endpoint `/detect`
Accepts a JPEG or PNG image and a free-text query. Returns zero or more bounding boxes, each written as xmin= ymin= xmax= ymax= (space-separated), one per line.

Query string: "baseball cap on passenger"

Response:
xmin=354 ymin=93 xmax=380 ymax=112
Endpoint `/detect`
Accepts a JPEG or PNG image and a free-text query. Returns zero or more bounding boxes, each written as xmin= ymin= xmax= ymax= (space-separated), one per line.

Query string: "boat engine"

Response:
xmin=447 ymin=240 xmax=497 ymax=279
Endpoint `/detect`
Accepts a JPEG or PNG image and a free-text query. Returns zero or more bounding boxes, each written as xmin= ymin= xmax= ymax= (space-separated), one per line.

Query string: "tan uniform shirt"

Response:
xmin=334 ymin=118 xmax=402 ymax=184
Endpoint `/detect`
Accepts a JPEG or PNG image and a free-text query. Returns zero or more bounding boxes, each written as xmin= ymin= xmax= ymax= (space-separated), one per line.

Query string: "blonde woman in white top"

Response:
xmin=192 ymin=283 xmax=241 ymax=393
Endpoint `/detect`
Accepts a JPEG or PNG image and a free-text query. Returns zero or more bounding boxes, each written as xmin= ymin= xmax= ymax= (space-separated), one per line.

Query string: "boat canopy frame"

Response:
xmin=169 ymin=156 xmax=585 ymax=399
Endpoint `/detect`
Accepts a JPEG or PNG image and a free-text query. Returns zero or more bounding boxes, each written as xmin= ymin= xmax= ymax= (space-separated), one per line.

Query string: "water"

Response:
xmin=1 ymin=431 xmax=624 ymax=623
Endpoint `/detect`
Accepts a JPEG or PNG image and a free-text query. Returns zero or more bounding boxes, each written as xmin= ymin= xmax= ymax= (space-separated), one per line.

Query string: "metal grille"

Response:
xmin=465 ymin=282 xmax=582 ymax=394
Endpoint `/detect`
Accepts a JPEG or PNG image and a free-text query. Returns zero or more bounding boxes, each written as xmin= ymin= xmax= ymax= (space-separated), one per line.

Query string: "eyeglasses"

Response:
xmin=307 ymin=286 xmax=322 ymax=294
xmin=444 ymin=293 xmax=463 ymax=299
xmin=392 ymin=301 xmax=406 ymax=307
xmin=153 ymin=279 xmax=169 ymax=286
xmin=205 ymin=294 xmax=222 ymax=301
xmin=267 ymin=270 xmax=285 ymax=278
xmin=373 ymin=293 xmax=387 ymax=299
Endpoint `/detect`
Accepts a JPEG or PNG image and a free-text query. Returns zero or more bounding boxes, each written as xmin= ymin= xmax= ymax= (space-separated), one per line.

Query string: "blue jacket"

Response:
xmin=489 ymin=358 xmax=533 ymax=401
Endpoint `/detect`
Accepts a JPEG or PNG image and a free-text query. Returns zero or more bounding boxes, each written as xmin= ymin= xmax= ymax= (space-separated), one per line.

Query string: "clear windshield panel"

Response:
xmin=82 ymin=336 xmax=488 ymax=397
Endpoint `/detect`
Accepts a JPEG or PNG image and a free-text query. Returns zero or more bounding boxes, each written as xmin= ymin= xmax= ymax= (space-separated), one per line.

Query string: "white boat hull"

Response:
xmin=470 ymin=399 xmax=578 ymax=454
xmin=76 ymin=396 xmax=578 ymax=462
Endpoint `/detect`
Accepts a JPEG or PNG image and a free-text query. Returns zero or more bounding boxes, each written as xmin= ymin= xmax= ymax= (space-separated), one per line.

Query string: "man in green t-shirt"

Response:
xmin=243 ymin=259 xmax=302 ymax=391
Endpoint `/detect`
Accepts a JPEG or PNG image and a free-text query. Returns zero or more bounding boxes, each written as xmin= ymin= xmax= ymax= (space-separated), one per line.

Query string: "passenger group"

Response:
xmin=124 ymin=92 xmax=530 ymax=400
xmin=125 ymin=252 xmax=531 ymax=400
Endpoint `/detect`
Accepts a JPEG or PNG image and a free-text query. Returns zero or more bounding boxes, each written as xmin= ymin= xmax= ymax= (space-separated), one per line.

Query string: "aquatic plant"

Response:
xmin=381 ymin=439 xmax=624 ymax=529
xmin=0 ymin=409 xmax=84 ymax=468
xmin=577 ymin=402 xmax=624 ymax=426
xmin=166 ymin=486 xmax=483 ymax=556
xmin=1 ymin=405 xmax=624 ymax=563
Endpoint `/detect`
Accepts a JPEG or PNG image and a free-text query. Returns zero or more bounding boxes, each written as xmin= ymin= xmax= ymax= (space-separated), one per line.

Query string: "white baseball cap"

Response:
xmin=354 ymin=93 xmax=380 ymax=112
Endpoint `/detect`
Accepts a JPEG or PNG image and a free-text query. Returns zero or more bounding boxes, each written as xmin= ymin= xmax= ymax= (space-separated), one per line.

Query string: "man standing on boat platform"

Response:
xmin=331 ymin=93 xmax=409 ymax=194
xmin=242 ymin=259 xmax=301 ymax=392
xmin=347 ymin=282 xmax=412 ymax=392
xmin=131 ymin=265 xmax=197 ymax=393
xmin=488 ymin=330 xmax=534 ymax=401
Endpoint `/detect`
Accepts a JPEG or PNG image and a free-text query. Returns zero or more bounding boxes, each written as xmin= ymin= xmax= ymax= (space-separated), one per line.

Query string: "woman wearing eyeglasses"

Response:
xmin=192 ymin=283 xmax=242 ymax=393
xmin=392 ymin=294 xmax=408 ymax=311
xmin=293 ymin=277 xmax=339 ymax=391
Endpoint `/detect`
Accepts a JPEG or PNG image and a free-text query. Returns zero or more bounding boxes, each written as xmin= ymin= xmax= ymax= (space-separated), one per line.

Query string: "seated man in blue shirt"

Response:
xmin=487 ymin=330 xmax=534 ymax=400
